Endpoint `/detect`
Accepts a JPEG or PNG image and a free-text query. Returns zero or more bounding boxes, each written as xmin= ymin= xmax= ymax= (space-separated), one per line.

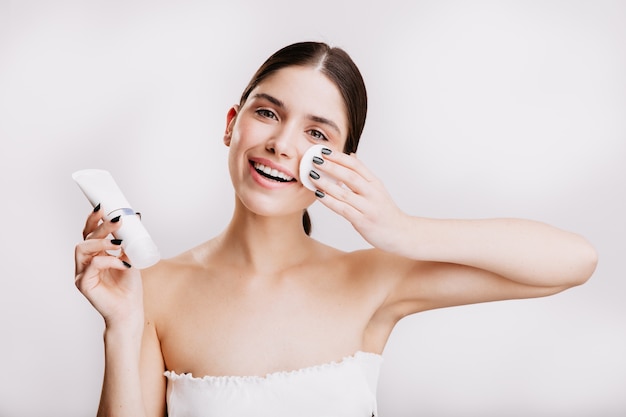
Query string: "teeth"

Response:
xmin=254 ymin=162 xmax=293 ymax=181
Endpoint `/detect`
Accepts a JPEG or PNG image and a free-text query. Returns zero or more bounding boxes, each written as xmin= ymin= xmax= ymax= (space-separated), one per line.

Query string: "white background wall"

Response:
xmin=1 ymin=1 xmax=624 ymax=416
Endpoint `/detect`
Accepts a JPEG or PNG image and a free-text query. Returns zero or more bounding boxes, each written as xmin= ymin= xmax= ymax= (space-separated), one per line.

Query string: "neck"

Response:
xmin=217 ymin=199 xmax=313 ymax=274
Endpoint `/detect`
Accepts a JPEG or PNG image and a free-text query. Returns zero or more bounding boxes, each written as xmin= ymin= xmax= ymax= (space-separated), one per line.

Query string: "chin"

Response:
xmin=236 ymin=192 xmax=313 ymax=219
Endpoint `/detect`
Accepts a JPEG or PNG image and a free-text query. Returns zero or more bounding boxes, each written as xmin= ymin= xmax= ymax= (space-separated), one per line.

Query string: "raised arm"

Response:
xmin=74 ymin=208 xmax=166 ymax=417
xmin=368 ymin=216 xmax=596 ymax=316
xmin=387 ymin=216 xmax=597 ymax=288
xmin=310 ymin=149 xmax=597 ymax=314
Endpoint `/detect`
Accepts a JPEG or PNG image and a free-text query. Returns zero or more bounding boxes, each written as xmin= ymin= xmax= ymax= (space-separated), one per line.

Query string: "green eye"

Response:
xmin=256 ymin=109 xmax=277 ymax=120
xmin=309 ymin=129 xmax=328 ymax=141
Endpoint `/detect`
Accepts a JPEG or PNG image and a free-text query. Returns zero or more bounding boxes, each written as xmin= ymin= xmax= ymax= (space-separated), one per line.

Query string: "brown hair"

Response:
xmin=239 ymin=41 xmax=368 ymax=235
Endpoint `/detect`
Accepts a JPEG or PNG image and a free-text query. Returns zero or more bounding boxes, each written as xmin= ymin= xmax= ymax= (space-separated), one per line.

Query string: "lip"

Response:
xmin=248 ymin=157 xmax=298 ymax=189
xmin=249 ymin=157 xmax=297 ymax=178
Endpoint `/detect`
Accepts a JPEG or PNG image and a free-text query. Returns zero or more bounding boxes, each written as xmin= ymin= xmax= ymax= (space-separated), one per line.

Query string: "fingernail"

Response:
xmin=315 ymin=190 xmax=325 ymax=198
xmin=122 ymin=260 xmax=132 ymax=268
xmin=111 ymin=239 xmax=123 ymax=245
xmin=135 ymin=212 xmax=142 ymax=220
xmin=321 ymin=147 xmax=332 ymax=155
xmin=313 ymin=156 xmax=324 ymax=165
xmin=111 ymin=215 xmax=121 ymax=223
xmin=309 ymin=170 xmax=320 ymax=180
xmin=93 ymin=203 xmax=101 ymax=213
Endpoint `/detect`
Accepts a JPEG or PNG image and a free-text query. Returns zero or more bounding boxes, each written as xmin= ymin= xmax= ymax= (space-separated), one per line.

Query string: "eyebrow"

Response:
xmin=252 ymin=92 xmax=342 ymax=135
xmin=253 ymin=93 xmax=284 ymax=109
xmin=308 ymin=115 xmax=341 ymax=135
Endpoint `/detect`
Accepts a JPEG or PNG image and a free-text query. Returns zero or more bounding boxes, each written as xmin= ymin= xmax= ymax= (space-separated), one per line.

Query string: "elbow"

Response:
xmin=568 ymin=239 xmax=599 ymax=288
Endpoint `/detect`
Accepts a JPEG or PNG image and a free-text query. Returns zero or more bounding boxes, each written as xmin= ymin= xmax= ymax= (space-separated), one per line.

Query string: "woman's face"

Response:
xmin=224 ymin=66 xmax=348 ymax=218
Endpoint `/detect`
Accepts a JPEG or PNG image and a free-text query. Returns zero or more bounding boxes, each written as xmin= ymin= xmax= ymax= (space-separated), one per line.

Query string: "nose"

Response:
xmin=266 ymin=124 xmax=297 ymax=159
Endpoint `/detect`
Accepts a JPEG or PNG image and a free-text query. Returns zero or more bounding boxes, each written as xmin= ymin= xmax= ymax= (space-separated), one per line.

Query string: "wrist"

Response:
xmin=103 ymin=313 xmax=144 ymax=343
xmin=385 ymin=212 xmax=421 ymax=257
xmin=103 ymin=323 xmax=143 ymax=363
xmin=391 ymin=215 xmax=435 ymax=260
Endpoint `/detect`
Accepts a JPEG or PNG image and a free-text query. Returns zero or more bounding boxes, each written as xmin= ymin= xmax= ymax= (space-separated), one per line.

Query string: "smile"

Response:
xmin=251 ymin=161 xmax=295 ymax=183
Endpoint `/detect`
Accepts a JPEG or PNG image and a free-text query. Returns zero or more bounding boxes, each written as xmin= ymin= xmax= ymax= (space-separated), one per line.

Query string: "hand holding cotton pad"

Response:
xmin=299 ymin=144 xmax=334 ymax=192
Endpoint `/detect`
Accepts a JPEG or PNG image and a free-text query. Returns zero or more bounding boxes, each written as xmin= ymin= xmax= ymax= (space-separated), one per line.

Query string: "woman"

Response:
xmin=75 ymin=42 xmax=598 ymax=417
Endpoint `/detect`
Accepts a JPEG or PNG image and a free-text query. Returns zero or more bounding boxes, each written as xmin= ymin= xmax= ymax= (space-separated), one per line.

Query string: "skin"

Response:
xmin=75 ymin=66 xmax=598 ymax=417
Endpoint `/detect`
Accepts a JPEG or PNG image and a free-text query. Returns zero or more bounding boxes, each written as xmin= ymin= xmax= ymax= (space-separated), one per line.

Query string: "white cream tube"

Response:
xmin=72 ymin=169 xmax=161 ymax=269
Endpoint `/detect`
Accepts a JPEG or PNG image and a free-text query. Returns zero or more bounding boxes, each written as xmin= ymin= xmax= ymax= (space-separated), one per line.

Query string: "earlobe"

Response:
xmin=223 ymin=105 xmax=239 ymax=146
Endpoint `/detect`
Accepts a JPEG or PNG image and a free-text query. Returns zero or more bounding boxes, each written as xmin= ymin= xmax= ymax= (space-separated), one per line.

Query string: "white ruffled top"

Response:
xmin=164 ymin=351 xmax=383 ymax=417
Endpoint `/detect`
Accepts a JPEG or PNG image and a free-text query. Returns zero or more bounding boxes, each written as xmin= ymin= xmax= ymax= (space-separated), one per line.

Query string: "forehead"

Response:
xmin=250 ymin=66 xmax=348 ymax=138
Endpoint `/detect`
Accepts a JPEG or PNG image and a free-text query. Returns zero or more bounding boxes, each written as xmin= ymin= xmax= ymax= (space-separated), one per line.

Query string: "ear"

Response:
xmin=223 ymin=105 xmax=239 ymax=146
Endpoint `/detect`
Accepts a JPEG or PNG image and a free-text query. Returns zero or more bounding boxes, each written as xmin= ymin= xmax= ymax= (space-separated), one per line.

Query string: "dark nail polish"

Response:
xmin=315 ymin=190 xmax=325 ymax=198
xmin=93 ymin=203 xmax=101 ymax=213
xmin=309 ymin=170 xmax=320 ymax=180
xmin=135 ymin=212 xmax=142 ymax=220
xmin=321 ymin=147 xmax=332 ymax=155
xmin=122 ymin=260 xmax=132 ymax=268
xmin=111 ymin=239 xmax=123 ymax=245
xmin=312 ymin=156 xmax=324 ymax=165
xmin=111 ymin=215 xmax=121 ymax=223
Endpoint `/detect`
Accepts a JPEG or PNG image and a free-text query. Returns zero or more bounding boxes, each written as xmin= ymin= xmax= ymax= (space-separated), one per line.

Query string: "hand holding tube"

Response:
xmin=75 ymin=207 xmax=144 ymax=329
xmin=72 ymin=169 xmax=160 ymax=269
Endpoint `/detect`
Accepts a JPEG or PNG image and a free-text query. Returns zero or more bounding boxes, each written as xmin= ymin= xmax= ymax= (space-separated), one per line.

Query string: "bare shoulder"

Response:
xmin=342 ymin=249 xmax=450 ymax=317
xmin=342 ymin=247 xmax=419 ymax=287
xmin=318 ymin=245 xmax=425 ymax=310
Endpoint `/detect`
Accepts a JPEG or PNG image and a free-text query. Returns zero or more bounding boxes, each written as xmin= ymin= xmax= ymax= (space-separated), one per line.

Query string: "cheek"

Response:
xmin=226 ymin=135 xmax=248 ymax=181
xmin=226 ymin=129 xmax=251 ymax=163
xmin=299 ymin=188 xmax=319 ymax=207
xmin=234 ymin=114 xmax=262 ymax=138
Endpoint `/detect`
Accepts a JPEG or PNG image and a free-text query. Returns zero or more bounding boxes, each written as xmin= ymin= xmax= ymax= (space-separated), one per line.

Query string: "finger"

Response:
xmin=88 ymin=254 xmax=132 ymax=273
xmin=313 ymin=153 xmax=377 ymax=196
xmin=320 ymin=150 xmax=378 ymax=183
xmin=312 ymin=173 xmax=369 ymax=213
xmin=313 ymin=187 xmax=363 ymax=225
xmin=82 ymin=205 xmax=104 ymax=240
xmin=75 ymin=255 xmax=132 ymax=293
xmin=84 ymin=215 xmax=123 ymax=241
xmin=75 ymin=238 xmax=124 ymax=274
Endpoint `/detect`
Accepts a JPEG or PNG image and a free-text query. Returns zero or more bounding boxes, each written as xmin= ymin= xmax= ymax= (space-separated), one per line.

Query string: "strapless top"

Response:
xmin=164 ymin=351 xmax=383 ymax=417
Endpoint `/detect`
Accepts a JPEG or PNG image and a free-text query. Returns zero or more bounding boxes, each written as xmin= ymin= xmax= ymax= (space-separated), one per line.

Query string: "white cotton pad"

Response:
xmin=299 ymin=144 xmax=329 ymax=191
